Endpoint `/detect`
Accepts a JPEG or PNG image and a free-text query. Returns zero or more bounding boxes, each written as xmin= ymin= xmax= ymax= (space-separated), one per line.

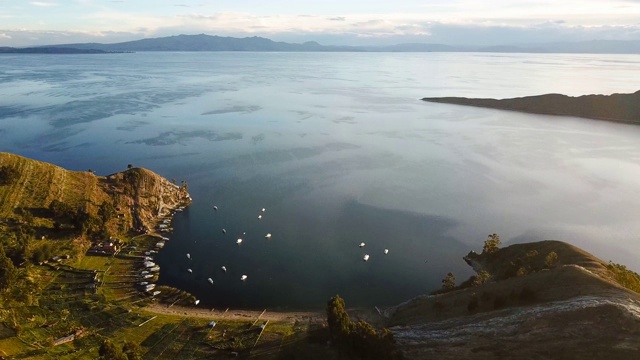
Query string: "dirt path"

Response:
xmin=145 ymin=303 xmax=325 ymax=324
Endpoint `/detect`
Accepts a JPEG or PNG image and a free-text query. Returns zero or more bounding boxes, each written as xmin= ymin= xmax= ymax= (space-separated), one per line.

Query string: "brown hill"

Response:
xmin=422 ymin=91 xmax=640 ymax=124
xmin=384 ymin=240 xmax=640 ymax=359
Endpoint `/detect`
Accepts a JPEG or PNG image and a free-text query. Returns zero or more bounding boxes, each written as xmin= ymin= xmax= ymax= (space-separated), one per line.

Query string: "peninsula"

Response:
xmin=423 ymin=90 xmax=640 ymax=124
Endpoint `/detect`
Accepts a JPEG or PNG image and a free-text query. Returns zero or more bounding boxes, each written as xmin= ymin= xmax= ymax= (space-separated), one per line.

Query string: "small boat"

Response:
xmin=144 ymin=256 xmax=152 ymax=261
xmin=363 ymin=254 xmax=370 ymax=262
xmin=144 ymin=274 xmax=154 ymax=279
xmin=384 ymin=249 xmax=389 ymax=255
xmin=236 ymin=238 xmax=243 ymax=245
xmin=186 ymin=253 xmax=191 ymax=260
xmin=152 ymin=290 xmax=161 ymax=296
xmin=140 ymin=270 xmax=149 ymax=275
xmin=221 ymin=266 xmax=227 ymax=272
xmin=222 ymin=229 xmax=226 ymax=234
xmin=241 ymin=275 xmax=248 ymax=281
xmin=161 ymin=236 xmax=170 ymax=241
xmin=208 ymin=278 xmax=213 ymax=284
xmin=262 ymin=208 xmax=266 ymax=212
xmin=139 ymin=281 xmax=148 ymax=286
xmin=265 ymin=233 xmax=272 ymax=239
xmin=359 ymin=242 xmax=365 ymax=248
xmin=194 ymin=299 xmax=200 ymax=305
xmin=150 ymin=266 xmax=160 ymax=272
xmin=187 ymin=269 xmax=192 ymax=273
xmin=258 ymin=215 xmax=262 ymax=219
xmin=213 ymin=205 xmax=218 ymax=210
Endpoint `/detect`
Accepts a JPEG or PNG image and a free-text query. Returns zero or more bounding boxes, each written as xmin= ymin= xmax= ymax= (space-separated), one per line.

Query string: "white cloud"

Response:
xmin=30 ymin=1 xmax=57 ymax=6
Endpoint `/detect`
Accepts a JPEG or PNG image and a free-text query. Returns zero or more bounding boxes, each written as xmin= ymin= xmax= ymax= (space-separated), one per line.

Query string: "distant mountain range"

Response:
xmin=3 ymin=34 xmax=640 ymax=54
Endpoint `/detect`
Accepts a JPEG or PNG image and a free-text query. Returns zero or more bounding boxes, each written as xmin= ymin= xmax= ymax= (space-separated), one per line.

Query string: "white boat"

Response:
xmin=241 ymin=275 xmax=248 ymax=281
xmin=265 ymin=233 xmax=272 ymax=239
xmin=161 ymin=236 xmax=170 ymax=241
xmin=144 ymin=274 xmax=154 ymax=279
xmin=359 ymin=242 xmax=365 ymax=248
xmin=144 ymin=261 xmax=155 ymax=268
xmin=363 ymin=254 xmax=370 ymax=261
xmin=156 ymin=242 xmax=165 ymax=248
xmin=221 ymin=266 xmax=227 ymax=272
xmin=145 ymin=284 xmax=156 ymax=291
xmin=208 ymin=278 xmax=213 ymax=284
xmin=213 ymin=205 xmax=218 ymax=210
xmin=222 ymin=229 xmax=226 ymax=234
xmin=144 ymin=256 xmax=152 ymax=261
xmin=187 ymin=269 xmax=192 ymax=273
xmin=261 ymin=208 xmax=266 ymax=212
xmin=140 ymin=270 xmax=149 ymax=275
xmin=258 ymin=215 xmax=262 ymax=219
xmin=194 ymin=299 xmax=200 ymax=305
xmin=186 ymin=253 xmax=191 ymax=260
xmin=139 ymin=281 xmax=148 ymax=286
xmin=152 ymin=291 xmax=161 ymax=296
xmin=384 ymin=249 xmax=389 ymax=255
xmin=150 ymin=266 xmax=160 ymax=272
xmin=236 ymin=238 xmax=243 ymax=245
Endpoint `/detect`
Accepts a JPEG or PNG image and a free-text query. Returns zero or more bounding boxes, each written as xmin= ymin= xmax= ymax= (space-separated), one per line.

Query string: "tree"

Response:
xmin=441 ymin=272 xmax=456 ymax=290
xmin=482 ymin=233 xmax=501 ymax=254
xmin=327 ymin=295 xmax=351 ymax=344
xmin=472 ymin=270 xmax=490 ymax=286
xmin=122 ymin=341 xmax=143 ymax=360
xmin=127 ymin=164 xmax=133 ymax=169
xmin=99 ymin=340 xmax=127 ymax=360
xmin=0 ymin=246 xmax=17 ymax=291
xmin=545 ymin=251 xmax=559 ymax=268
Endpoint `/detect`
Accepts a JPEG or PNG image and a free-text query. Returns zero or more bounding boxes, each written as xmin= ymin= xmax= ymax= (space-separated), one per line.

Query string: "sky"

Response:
xmin=1 ymin=0 xmax=640 ymax=47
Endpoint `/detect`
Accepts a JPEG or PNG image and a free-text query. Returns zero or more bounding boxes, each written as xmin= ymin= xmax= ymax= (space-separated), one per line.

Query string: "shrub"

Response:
xmin=545 ymin=251 xmax=559 ymax=268
xmin=0 ymin=165 xmax=19 ymax=185
xmin=482 ymin=233 xmax=501 ymax=254
xmin=441 ymin=272 xmax=456 ymax=290
xmin=472 ymin=270 xmax=490 ymax=286
xmin=516 ymin=267 xmax=528 ymax=277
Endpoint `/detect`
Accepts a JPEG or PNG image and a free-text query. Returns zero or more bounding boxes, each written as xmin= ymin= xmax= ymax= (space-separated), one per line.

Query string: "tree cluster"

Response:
xmin=482 ymin=233 xmax=501 ymax=254
xmin=326 ymin=295 xmax=399 ymax=359
xmin=99 ymin=340 xmax=142 ymax=360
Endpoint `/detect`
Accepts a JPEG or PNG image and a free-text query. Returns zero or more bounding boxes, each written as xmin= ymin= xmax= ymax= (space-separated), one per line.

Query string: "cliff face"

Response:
xmin=0 ymin=152 xmax=190 ymax=236
xmin=385 ymin=241 xmax=640 ymax=359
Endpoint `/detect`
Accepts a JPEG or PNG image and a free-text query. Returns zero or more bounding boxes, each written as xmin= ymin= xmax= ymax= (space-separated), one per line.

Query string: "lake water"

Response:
xmin=2 ymin=52 xmax=640 ymax=310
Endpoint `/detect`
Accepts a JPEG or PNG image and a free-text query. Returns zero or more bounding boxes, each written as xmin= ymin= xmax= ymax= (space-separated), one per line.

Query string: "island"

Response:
xmin=423 ymin=90 xmax=640 ymax=124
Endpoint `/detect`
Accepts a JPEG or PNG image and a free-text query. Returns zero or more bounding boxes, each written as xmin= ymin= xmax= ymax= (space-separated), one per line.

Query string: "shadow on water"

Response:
xmin=156 ymin=199 xmax=473 ymax=310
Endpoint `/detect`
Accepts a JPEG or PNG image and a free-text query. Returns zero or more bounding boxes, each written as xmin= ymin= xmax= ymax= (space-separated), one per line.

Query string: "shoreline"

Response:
xmin=144 ymin=302 xmax=326 ymax=324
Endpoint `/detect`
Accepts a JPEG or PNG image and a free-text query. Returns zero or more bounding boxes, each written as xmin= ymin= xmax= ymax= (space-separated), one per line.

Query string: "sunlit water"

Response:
xmin=2 ymin=52 xmax=640 ymax=309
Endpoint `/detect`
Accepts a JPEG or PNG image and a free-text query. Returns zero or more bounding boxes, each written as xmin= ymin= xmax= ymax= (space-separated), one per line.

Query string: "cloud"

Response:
xmin=328 ymin=17 xmax=346 ymax=22
xmin=30 ymin=1 xmax=57 ymax=6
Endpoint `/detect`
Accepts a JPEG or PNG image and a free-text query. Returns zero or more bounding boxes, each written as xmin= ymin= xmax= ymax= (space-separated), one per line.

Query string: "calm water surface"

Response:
xmin=2 ymin=52 xmax=640 ymax=309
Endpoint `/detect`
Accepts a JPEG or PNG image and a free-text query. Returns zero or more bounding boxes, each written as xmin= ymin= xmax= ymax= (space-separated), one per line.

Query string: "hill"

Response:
xmin=422 ymin=90 xmax=640 ymax=124
xmin=0 ymin=47 xmax=114 ymax=54
xmin=0 ymin=152 xmax=189 ymax=236
xmin=384 ymin=240 xmax=640 ymax=359
xmin=45 ymin=34 xmax=361 ymax=52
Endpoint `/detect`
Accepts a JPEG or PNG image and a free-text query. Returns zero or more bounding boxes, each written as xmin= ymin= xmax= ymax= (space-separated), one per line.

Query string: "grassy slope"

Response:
xmin=387 ymin=240 xmax=639 ymax=326
xmin=0 ymin=153 xmax=334 ymax=359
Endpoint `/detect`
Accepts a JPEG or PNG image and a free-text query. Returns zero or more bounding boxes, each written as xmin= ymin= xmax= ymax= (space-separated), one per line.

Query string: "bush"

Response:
xmin=482 ymin=233 xmax=501 ymax=254
xmin=441 ymin=272 xmax=456 ymax=290
xmin=545 ymin=251 xmax=559 ymax=268
xmin=0 ymin=165 xmax=19 ymax=185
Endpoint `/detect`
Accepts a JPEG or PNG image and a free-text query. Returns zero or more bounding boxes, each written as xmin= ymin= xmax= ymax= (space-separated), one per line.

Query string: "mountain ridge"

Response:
xmin=12 ymin=34 xmax=640 ymax=53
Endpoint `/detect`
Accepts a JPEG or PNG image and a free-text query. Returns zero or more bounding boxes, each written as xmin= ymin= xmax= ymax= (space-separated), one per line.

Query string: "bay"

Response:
xmin=1 ymin=52 xmax=640 ymax=309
